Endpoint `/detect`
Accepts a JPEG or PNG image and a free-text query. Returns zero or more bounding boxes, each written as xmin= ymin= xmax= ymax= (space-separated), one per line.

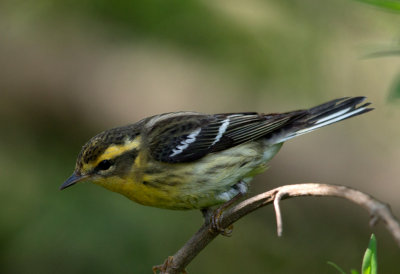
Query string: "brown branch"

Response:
xmin=154 ymin=183 xmax=400 ymax=274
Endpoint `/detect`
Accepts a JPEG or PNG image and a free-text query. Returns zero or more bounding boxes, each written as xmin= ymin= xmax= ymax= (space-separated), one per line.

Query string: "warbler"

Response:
xmin=61 ymin=97 xmax=372 ymax=214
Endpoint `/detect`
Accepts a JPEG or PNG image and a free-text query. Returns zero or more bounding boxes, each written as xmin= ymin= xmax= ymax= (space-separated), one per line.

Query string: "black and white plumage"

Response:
xmin=145 ymin=97 xmax=372 ymax=163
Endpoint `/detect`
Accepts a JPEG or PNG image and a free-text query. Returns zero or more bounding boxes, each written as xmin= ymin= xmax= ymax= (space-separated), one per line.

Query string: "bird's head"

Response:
xmin=60 ymin=125 xmax=142 ymax=190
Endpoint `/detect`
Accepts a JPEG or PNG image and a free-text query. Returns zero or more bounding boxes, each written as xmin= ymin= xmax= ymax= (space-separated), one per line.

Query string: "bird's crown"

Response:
xmin=75 ymin=124 xmax=142 ymax=174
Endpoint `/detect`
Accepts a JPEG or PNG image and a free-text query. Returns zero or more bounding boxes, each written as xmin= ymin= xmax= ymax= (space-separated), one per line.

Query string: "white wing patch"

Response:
xmin=170 ymin=128 xmax=202 ymax=157
xmin=211 ymin=118 xmax=230 ymax=146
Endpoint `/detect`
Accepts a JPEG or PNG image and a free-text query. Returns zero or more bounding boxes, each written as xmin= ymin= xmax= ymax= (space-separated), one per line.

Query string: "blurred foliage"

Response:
xmin=363 ymin=50 xmax=400 ymax=101
xmin=327 ymin=234 xmax=378 ymax=274
xmin=388 ymin=73 xmax=400 ymax=100
xmin=5 ymin=0 xmax=274 ymax=84
xmin=355 ymin=0 xmax=400 ymax=11
xmin=355 ymin=0 xmax=400 ymax=101
xmin=0 ymin=0 xmax=400 ymax=273
xmin=327 ymin=261 xmax=348 ymax=274
xmin=0 ymin=0 xmax=342 ymax=95
xmin=364 ymin=48 xmax=400 ymax=58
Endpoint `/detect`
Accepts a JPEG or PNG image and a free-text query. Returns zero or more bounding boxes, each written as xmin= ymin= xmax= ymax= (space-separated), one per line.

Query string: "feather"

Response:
xmin=145 ymin=97 xmax=372 ymax=163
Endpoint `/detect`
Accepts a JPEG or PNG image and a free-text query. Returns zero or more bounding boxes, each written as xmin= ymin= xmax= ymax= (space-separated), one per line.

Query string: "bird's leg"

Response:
xmin=201 ymin=208 xmax=213 ymax=224
xmin=204 ymin=180 xmax=248 ymax=236
xmin=210 ymin=192 xmax=243 ymax=236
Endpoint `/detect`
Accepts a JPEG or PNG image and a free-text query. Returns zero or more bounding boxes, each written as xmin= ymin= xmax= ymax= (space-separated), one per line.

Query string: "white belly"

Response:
xmin=179 ymin=141 xmax=283 ymax=208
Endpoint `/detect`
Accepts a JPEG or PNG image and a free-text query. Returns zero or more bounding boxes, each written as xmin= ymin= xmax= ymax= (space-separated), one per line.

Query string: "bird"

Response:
xmin=61 ymin=97 xmax=372 ymax=229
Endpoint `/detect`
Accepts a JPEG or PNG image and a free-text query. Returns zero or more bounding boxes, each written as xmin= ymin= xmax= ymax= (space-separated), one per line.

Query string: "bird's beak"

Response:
xmin=60 ymin=172 xmax=88 ymax=190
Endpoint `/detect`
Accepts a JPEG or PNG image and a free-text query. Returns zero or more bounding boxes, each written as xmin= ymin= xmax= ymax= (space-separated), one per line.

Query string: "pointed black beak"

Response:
xmin=60 ymin=173 xmax=88 ymax=190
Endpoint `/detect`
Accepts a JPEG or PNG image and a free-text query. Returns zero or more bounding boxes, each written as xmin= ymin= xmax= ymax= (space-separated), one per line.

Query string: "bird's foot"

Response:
xmin=210 ymin=206 xmax=234 ymax=236
xmin=202 ymin=180 xmax=247 ymax=236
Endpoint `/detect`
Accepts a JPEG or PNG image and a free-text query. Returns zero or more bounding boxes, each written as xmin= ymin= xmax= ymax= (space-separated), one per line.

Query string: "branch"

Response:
xmin=154 ymin=183 xmax=400 ymax=274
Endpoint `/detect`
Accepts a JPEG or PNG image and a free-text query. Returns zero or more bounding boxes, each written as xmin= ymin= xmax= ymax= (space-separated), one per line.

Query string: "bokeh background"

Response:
xmin=1 ymin=0 xmax=400 ymax=273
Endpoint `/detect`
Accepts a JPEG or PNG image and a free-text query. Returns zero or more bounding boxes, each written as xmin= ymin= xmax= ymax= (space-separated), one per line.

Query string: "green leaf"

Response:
xmin=327 ymin=261 xmax=347 ymax=274
xmin=351 ymin=270 xmax=360 ymax=274
xmin=355 ymin=0 xmax=400 ymax=11
xmin=362 ymin=234 xmax=378 ymax=274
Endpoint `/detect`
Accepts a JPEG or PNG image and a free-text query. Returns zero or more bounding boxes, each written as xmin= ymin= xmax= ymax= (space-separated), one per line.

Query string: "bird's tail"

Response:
xmin=266 ymin=96 xmax=373 ymax=144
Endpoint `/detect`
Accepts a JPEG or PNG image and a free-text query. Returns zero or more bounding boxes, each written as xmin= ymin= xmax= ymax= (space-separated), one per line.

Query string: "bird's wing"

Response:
xmin=144 ymin=97 xmax=372 ymax=163
xmin=145 ymin=111 xmax=302 ymax=163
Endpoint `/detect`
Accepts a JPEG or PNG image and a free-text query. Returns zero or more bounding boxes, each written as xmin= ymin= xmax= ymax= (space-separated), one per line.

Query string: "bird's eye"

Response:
xmin=97 ymin=160 xmax=112 ymax=170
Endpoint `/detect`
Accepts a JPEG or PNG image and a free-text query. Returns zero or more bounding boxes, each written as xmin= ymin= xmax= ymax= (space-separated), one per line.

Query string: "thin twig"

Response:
xmin=274 ymin=189 xmax=286 ymax=237
xmin=155 ymin=183 xmax=400 ymax=274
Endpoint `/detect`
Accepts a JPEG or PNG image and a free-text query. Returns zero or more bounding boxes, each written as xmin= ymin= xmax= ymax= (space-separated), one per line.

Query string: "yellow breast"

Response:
xmin=93 ymin=141 xmax=282 ymax=210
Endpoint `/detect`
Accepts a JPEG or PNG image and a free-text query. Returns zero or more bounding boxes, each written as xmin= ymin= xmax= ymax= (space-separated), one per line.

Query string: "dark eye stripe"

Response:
xmin=110 ymin=149 xmax=139 ymax=176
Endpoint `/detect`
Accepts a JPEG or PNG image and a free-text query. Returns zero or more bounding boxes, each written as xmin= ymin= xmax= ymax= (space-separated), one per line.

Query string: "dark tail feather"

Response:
xmin=267 ymin=97 xmax=373 ymax=144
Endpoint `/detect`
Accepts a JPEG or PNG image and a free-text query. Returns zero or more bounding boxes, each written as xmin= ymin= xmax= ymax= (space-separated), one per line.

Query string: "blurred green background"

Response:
xmin=1 ymin=0 xmax=400 ymax=273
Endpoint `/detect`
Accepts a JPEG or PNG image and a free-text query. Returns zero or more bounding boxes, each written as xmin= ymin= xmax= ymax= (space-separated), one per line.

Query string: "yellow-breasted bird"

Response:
xmin=61 ymin=97 xmax=372 ymax=219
